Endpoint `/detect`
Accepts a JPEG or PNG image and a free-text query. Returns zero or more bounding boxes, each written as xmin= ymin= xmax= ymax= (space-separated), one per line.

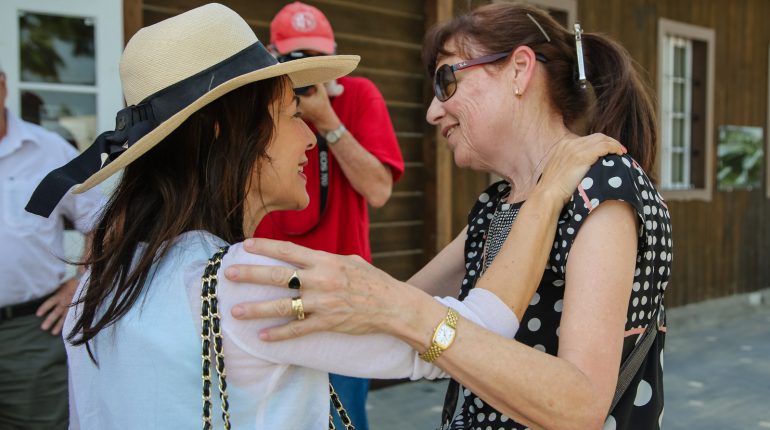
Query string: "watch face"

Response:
xmin=435 ymin=324 xmax=456 ymax=348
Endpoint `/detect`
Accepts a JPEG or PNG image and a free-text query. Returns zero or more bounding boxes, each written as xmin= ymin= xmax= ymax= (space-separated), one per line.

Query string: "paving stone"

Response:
xmin=367 ymin=290 xmax=770 ymax=429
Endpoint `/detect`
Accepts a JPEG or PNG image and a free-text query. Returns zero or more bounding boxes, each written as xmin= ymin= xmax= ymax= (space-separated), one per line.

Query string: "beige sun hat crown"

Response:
xmin=120 ymin=3 xmax=261 ymax=106
xmin=25 ymin=3 xmax=359 ymax=217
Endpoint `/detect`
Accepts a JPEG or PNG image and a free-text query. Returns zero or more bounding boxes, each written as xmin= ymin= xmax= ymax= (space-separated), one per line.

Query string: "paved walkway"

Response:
xmin=366 ymin=290 xmax=770 ymax=429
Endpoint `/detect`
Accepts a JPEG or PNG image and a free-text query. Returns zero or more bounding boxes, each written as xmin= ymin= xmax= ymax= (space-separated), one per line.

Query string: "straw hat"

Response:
xmin=25 ymin=2 xmax=358 ymax=217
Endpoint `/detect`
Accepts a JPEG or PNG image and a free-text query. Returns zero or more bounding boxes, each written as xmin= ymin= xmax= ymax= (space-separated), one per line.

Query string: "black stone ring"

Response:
xmin=288 ymin=270 xmax=302 ymax=290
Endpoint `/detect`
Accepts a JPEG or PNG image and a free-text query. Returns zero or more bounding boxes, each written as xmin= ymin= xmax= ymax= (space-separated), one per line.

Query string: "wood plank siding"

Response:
xmin=139 ymin=0 xmax=436 ymax=281
xmin=128 ymin=0 xmax=770 ymax=307
xmin=575 ymin=0 xmax=770 ymax=306
xmin=436 ymin=0 xmax=770 ymax=307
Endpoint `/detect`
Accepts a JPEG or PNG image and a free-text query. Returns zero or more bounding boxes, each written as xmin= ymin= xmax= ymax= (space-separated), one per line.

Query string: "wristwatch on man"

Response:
xmin=324 ymin=123 xmax=347 ymax=144
xmin=419 ymin=307 xmax=459 ymax=363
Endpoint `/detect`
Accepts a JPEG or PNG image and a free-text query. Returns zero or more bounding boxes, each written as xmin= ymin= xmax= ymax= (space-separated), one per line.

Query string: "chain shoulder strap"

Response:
xmin=329 ymin=382 xmax=356 ymax=430
xmin=201 ymin=246 xmax=355 ymax=430
xmin=201 ymin=246 xmax=230 ymax=430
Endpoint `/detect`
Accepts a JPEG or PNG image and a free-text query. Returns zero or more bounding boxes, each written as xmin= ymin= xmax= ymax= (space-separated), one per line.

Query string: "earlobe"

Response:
xmin=510 ymin=46 xmax=537 ymax=94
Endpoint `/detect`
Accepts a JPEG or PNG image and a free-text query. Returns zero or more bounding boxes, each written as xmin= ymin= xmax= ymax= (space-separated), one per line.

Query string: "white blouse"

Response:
xmin=64 ymin=231 xmax=518 ymax=429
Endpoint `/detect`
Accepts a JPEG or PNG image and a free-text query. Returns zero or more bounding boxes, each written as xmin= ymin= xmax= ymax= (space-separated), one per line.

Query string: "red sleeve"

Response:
xmin=340 ymin=78 xmax=404 ymax=182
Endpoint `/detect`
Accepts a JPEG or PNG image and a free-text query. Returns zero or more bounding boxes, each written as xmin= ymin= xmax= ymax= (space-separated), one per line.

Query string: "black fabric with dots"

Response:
xmin=451 ymin=154 xmax=670 ymax=430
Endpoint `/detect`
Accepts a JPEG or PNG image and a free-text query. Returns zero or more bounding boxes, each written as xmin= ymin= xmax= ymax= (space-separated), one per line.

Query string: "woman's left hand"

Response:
xmin=225 ymin=238 xmax=405 ymax=341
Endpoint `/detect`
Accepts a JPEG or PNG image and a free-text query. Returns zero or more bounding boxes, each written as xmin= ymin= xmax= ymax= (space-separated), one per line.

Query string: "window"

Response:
xmin=0 ymin=0 xmax=123 ymax=151
xmin=0 ymin=0 xmax=123 ymax=278
xmin=658 ymin=18 xmax=715 ymax=200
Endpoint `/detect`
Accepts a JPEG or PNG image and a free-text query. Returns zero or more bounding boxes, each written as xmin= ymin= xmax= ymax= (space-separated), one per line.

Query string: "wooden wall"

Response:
xmin=138 ymin=0 xmax=436 ymax=281
xmin=435 ymin=0 xmax=770 ymax=307
xmin=127 ymin=0 xmax=770 ymax=306
xmin=576 ymin=0 xmax=770 ymax=306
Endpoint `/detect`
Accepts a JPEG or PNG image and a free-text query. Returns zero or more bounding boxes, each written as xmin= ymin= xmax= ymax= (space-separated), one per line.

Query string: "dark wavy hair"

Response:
xmin=68 ymin=76 xmax=290 ymax=360
xmin=423 ymin=3 xmax=658 ymax=179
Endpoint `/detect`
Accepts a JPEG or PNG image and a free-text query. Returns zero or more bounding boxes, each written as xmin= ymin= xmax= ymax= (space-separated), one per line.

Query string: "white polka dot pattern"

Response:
xmin=449 ymin=155 xmax=668 ymax=430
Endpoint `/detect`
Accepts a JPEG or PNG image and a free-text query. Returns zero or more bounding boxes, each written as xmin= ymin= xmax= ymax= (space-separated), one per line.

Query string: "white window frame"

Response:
xmin=661 ymin=36 xmax=693 ymax=190
xmin=0 ymin=0 xmax=124 ymax=142
xmin=657 ymin=18 xmax=715 ymax=201
xmin=0 ymin=0 xmax=123 ymax=280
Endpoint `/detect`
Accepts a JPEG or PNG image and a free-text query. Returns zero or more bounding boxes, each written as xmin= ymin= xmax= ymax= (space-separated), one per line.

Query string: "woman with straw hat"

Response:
xmin=25 ymin=3 xmax=623 ymax=429
xmin=227 ymin=3 xmax=669 ymax=430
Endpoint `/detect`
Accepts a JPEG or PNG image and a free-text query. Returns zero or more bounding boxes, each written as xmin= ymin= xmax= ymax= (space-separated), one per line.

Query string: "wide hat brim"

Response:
xmin=74 ymin=54 xmax=359 ymax=193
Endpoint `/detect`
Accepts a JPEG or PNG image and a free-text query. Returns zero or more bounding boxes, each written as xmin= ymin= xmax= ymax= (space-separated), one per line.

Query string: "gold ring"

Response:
xmin=288 ymin=270 xmax=301 ymax=289
xmin=291 ymin=297 xmax=305 ymax=320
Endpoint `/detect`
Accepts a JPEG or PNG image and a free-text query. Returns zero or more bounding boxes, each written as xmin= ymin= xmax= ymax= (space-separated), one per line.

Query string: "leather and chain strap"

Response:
xmin=329 ymin=382 xmax=356 ymax=430
xmin=201 ymin=246 xmax=355 ymax=430
xmin=201 ymin=246 xmax=231 ymax=430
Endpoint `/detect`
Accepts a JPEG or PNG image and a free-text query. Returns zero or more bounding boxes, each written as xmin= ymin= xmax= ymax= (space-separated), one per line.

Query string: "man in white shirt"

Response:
xmin=0 ymin=62 xmax=102 ymax=428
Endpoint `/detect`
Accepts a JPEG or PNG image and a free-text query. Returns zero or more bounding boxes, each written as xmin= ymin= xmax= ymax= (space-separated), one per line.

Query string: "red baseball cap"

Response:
xmin=270 ymin=2 xmax=336 ymax=55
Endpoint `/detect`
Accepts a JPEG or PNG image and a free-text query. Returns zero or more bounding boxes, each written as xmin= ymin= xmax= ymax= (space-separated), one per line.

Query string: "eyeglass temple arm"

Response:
xmin=451 ymin=52 xmax=510 ymax=72
xmin=452 ymin=51 xmax=548 ymax=72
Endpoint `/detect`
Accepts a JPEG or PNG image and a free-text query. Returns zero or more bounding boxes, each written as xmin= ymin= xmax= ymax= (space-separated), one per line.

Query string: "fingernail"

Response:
xmin=231 ymin=306 xmax=244 ymax=318
xmin=244 ymin=239 xmax=255 ymax=249
xmin=225 ymin=267 xmax=239 ymax=279
xmin=259 ymin=331 xmax=270 ymax=341
xmin=621 ymin=145 xmax=628 ymax=153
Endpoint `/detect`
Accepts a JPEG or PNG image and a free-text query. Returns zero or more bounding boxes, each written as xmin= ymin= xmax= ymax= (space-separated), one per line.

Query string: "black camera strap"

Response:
xmin=317 ymin=133 xmax=329 ymax=219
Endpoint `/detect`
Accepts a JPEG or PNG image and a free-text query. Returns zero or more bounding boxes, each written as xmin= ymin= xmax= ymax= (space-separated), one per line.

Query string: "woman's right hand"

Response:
xmin=225 ymin=238 xmax=416 ymax=341
xmin=536 ymin=133 xmax=626 ymax=205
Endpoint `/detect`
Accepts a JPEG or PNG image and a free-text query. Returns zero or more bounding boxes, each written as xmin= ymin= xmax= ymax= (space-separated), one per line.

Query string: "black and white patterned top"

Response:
xmin=449 ymin=154 xmax=671 ymax=430
xmin=480 ymin=202 xmax=520 ymax=272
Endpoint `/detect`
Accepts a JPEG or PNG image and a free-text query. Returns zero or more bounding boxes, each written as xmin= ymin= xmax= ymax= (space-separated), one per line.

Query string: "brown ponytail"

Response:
xmin=423 ymin=3 xmax=658 ymax=179
xmin=580 ymin=34 xmax=658 ymax=179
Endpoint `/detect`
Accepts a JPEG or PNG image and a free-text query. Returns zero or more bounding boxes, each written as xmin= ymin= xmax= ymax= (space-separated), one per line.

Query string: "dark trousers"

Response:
xmin=0 ymin=314 xmax=68 ymax=430
xmin=329 ymin=374 xmax=369 ymax=430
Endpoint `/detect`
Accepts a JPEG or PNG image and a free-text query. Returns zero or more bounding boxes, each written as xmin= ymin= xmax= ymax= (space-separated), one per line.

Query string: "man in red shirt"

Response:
xmin=255 ymin=3 xmax=404 ymax=429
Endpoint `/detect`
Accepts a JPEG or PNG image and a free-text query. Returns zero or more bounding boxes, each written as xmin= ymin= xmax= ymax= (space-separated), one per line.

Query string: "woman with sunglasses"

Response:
xmin=228 ymin=3 xmax=670 ymax=430
xmin=24 ymin=4 xmax=627 ymax=429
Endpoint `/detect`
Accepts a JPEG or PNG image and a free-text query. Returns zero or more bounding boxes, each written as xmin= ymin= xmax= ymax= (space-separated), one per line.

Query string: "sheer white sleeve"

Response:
xmin=197 ymin=243 xmax=519 ymax=380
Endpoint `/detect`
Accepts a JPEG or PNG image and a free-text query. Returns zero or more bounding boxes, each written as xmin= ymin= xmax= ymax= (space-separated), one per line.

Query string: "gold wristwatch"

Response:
xmin=419 ymin=307 xmax=459 ymax=363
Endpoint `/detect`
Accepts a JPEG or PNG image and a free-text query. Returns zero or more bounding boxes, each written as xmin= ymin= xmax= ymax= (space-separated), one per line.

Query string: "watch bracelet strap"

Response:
xmin=326 ymin=123 xmax=346 ymax=143
xmin=418 ymin=308 xmax=459 ymax=363
xmin=419 ymin=343 xmax=445 ymax=363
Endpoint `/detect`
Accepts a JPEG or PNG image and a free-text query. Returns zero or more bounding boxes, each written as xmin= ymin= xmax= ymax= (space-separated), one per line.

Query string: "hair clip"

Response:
xmin=527 ymin=13 xmax=551 ymax=42
xmin=573 ymin=23 xmax=587 ymax=89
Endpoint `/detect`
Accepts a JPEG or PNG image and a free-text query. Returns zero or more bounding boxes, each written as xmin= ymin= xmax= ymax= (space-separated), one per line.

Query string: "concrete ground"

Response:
xmin=366 ymin=289 xmax=770 ymax=429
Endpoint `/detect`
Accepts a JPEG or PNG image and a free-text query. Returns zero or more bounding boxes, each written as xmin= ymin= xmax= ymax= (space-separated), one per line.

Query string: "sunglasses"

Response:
xmin=275 ymin=51 xmax=320 ymax=96
xmin=433 ymin=51 xmax=548 ymax=102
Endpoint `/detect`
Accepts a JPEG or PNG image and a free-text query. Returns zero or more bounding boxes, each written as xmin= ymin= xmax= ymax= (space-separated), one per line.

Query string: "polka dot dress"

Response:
xmin=449 ymin=154 xmax=670 ymax=430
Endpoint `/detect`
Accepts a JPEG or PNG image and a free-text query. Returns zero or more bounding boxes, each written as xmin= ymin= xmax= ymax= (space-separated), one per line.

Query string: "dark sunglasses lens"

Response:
xmin=277 ymin=51 xmax=311 ymax=63
xmin=435 ymin=65 xmax=456 ymax=101
xmin=294 ymin=86 xmax=313 ymax=96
